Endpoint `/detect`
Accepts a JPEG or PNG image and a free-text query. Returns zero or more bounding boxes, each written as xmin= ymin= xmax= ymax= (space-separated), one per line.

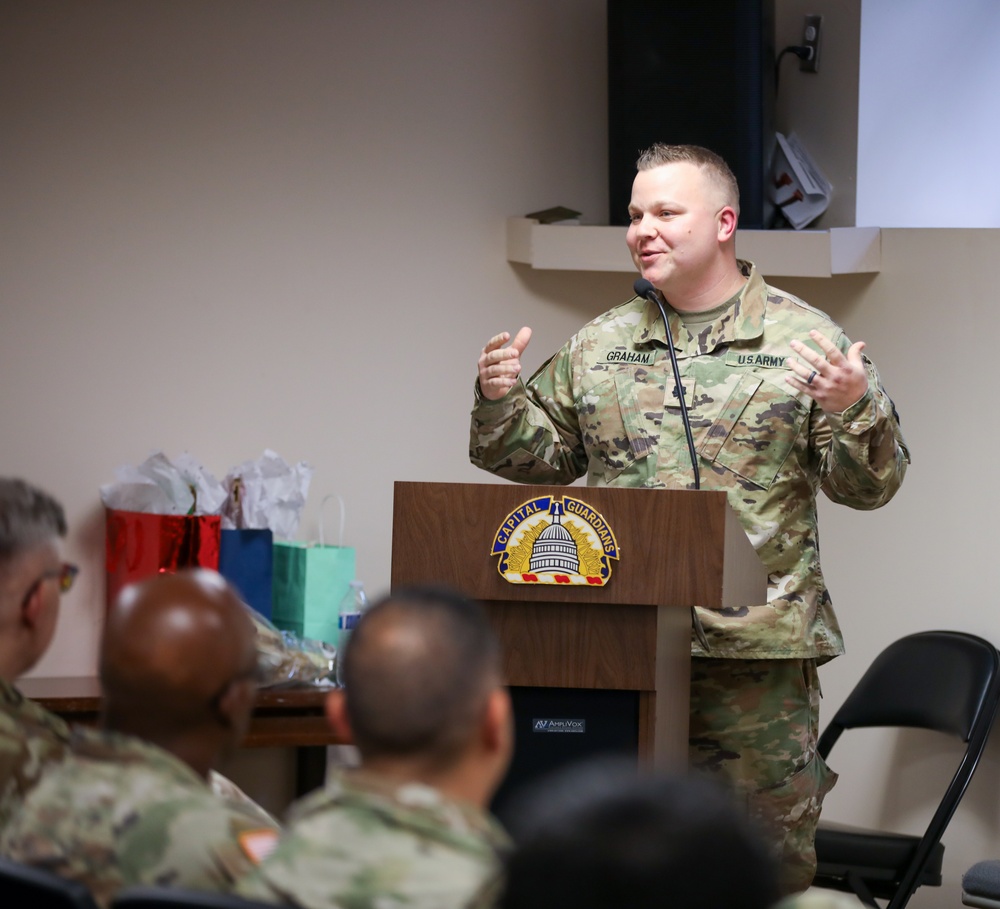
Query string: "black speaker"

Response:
xmin=491 ymin=686 xmax=639 ymax=827
xmin=607 ymin=0 xmax=776 ymax=228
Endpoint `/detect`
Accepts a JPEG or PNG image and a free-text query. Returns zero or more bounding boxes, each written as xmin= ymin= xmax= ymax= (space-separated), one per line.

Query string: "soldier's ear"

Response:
xmin=213 ymin=674 xmax=256 ymax=732
xmin=20 ymin=581 xmax=45 ymax=629
xmin=481 ymin=687 xmax=513 ymax=756
xmin=325 ymin=689 xmax=353 ymax=742
xmin=717 ymin=204 xmax=738 ymax=242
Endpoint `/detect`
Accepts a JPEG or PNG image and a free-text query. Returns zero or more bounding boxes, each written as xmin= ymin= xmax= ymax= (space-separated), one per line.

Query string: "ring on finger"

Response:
xmin=806 ymin=370 xmax=817 ymax=386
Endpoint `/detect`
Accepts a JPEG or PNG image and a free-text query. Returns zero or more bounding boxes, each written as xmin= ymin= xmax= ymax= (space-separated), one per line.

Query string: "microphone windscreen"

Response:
xmin=633 ymin=278 xmax=656 ymax=300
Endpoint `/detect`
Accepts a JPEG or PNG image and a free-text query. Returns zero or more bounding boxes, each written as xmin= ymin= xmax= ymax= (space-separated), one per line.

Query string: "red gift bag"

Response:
xmin=105 ymin=509 xmax=221 ymax=608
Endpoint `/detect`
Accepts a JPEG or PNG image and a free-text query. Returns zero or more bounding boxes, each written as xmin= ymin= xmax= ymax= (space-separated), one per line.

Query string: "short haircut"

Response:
xmin=0 ymin=478 xmax=67 ymax=568
xmin=342 ymin=586 xmax=502 ymax=765
xmin=636 ymin=143 xmax=741 ymax=215
xmin=500 ymin=757 xmax=780 ymax=909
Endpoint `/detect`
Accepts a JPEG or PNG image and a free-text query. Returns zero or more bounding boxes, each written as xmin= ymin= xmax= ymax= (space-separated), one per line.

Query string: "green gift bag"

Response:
xmin=271 ymin=495 xmax=355 ymax=647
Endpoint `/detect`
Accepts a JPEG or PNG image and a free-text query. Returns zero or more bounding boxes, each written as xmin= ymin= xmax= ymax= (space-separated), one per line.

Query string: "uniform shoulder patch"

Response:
xmin=238 ymin=828 xmax=280 ymax=865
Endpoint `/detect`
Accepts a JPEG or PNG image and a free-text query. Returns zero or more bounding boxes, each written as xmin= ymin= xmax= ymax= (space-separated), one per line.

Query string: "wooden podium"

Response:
xmin=390 ymin=481 xmax=765 ymax=770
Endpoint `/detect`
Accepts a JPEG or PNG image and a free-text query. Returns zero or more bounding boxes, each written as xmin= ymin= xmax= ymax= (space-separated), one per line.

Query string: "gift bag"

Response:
xmin=105 ymin=509 xmax=221 ymax=608
xmin=219 ymin=528 xmax=274 ymax=620
xmin=271 ymin=495 xmax=355 ymax=647
xmin=216 ymin=475 xmax=276 ymax=620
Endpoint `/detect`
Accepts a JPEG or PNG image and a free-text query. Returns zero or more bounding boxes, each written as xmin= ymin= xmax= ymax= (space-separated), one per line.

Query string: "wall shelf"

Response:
xmin=506 ymin=217 xmax=881 ymax=278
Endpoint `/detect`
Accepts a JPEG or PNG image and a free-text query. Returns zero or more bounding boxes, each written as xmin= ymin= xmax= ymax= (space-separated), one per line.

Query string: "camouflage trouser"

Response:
xmin=688 ymin=657 xmax=837 ymax=896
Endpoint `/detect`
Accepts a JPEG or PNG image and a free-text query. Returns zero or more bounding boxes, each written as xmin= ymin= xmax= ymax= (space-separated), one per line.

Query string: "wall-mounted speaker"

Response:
xmin=608 ymin=0 xmax=776 ymax=229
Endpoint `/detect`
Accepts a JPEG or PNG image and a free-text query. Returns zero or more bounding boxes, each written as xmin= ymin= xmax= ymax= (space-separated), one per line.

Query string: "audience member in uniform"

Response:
xmin=236 ymin=586 xmax=513 ymax=909
xmin=499 ymin=756 xmax=782 ymax=909
xmin=0 ymin=568 xmax=280 ymax=907
xmin=0 ymin=478 xmax=77 ymax=829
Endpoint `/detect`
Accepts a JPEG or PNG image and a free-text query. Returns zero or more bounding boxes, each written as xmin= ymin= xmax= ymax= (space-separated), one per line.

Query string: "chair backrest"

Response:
xmin=0 ymin=855 xmax=99 ymax=909
xmin=818 ymin=630 xmax=1000 ymax=909
xmin=819 ymin=631 xmax=1000 ymax=749
xmin=111 ymin=885 xmax=276 ymax=908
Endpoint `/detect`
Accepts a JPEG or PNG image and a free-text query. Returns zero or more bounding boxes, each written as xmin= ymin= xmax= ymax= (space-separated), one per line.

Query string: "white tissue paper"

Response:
xmin=99 ymin=450 xmax=226 ymax=515
xmin=101 ymin=449 xmax=314 ymax=537
xmin=221 ymin=449 xmax=314 ymax=540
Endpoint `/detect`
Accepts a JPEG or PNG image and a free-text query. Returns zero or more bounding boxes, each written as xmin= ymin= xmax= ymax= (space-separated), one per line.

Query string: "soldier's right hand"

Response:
xmin=478 ymin=327 xmax=532 ymax=401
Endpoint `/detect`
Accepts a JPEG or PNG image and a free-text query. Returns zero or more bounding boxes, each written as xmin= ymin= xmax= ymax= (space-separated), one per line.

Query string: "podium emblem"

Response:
xmin=490 ymin=495 xmax=620 ymax=586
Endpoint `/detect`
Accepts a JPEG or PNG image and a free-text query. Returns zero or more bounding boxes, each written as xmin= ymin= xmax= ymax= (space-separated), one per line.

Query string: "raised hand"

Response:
xmin=787 ymin=330 xmax=869 ymax=414
xmin=478 ymin=327 xmax=532 ymax=401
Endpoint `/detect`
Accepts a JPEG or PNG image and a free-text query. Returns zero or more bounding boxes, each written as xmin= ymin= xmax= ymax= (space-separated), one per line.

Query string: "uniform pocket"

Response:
xmin=579 ymin=373 xmax=652 ymax=482
xmin=751 ymin=750 xmax=838 ymax=894
xmin=699 ymin=372 xmax=808 ymax=490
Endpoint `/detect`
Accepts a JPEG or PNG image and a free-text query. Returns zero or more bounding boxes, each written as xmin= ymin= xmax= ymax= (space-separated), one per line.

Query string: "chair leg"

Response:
xmin=846 ymin=871 xmax=881 ymax=909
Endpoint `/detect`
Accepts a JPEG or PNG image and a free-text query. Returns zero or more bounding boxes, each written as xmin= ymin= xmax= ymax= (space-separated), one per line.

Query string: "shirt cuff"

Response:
xmin=826 ymin=389 xmax=876 ymax=435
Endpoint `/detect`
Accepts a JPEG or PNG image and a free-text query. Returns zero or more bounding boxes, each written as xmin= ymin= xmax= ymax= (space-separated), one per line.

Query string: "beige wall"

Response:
xmin=777 ymin=230 xmax=1000 ymax=907
xmin=1 ymin=0 xmax=619 ymax=674
xmin=775 ymin=0 xmax=860 ymax=227
xmin=3 ymin=4 xmax=999 ymax=906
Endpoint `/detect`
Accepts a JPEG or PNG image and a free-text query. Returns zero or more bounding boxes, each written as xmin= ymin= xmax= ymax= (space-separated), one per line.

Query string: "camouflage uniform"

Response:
xmin=469 ymin=261 xmax=909 ymax=892
xmin=0 ymin=677 xmax=71 ymax=830
xmin=0 ymin=726 xmax=279 ymax=908
xmin=236 ymin=768 xmax=511 ymax=909
xmin=208 ymin=770 xmax=280 ymax=828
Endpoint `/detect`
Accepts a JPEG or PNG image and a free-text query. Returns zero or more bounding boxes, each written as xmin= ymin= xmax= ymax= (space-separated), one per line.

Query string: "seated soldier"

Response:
xmin=499 ymin=756 xmax=782 ymax=909
xmin=0 ymin=477 xmax=76 ymax=828
xmin=0 ymin=478 xmax=275 ymax=834
xmin=0 ymin=568 xmax=280 ymax=907
xmin=236 ymin=586 xmax=513 ymax=909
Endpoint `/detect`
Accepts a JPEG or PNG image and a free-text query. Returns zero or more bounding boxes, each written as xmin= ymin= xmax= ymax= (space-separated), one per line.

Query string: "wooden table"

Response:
xmin=19 ymin=676 xmax=344 ymax=795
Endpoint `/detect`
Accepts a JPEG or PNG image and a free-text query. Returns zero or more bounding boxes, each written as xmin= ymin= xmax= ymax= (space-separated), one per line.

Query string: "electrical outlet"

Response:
xmin=800 ymin=15 xmax=822 ymax=73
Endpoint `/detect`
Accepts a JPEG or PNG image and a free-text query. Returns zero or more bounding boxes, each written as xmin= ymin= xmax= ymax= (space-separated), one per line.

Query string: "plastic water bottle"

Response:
xmin=335 ymin=580 xmax=368 ymax=687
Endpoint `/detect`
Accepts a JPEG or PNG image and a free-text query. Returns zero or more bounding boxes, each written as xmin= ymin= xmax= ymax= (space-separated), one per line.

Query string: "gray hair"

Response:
xmin=0 ymin=478 xmax=67 ymax=566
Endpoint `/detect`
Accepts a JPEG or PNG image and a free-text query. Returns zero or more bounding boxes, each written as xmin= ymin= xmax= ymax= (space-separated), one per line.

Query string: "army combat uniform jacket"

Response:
xmin=0 ymin=727 xmax=279 ymax=908
xmin=0 ymin=677 xmax=71 ymax=829
xmin=470 ymin=262 xmax=909 ymax=661
xmin=236 ymin=768 xmax=510 ymax=909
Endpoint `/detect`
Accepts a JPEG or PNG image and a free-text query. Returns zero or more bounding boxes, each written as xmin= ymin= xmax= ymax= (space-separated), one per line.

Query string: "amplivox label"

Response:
xmin=532 ymin=718 xmax=586 ymax=733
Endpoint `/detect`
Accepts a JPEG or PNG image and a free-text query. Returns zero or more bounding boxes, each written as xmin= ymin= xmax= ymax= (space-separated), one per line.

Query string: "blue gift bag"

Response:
xmin=219 ymin=528 xmax=274 ymax=620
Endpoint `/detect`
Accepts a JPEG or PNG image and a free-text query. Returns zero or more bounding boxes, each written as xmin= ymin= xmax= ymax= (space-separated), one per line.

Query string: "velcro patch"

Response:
xmin=725 ymin=351 xmax=789 ymax=369
xmin=600 ymin=348 xmax=659 ymax=366
xmin=239 ymin=828 xmax=280 ymax=865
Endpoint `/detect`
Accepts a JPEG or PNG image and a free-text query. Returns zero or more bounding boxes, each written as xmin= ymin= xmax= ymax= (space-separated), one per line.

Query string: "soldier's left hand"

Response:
xmin=787 ymin=330 xmax=868 ymax=414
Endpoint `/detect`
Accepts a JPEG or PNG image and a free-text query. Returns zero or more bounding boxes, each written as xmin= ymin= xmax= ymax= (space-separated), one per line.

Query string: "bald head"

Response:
xmin=101 ymin=569 xmax=258 ymax=751
xmin=342 ymin=587 xmax=503 ymax=767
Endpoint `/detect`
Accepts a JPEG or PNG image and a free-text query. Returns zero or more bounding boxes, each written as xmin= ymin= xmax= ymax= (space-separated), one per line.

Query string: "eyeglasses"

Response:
xmin=22 ymin=562 xmax=80 ymax=607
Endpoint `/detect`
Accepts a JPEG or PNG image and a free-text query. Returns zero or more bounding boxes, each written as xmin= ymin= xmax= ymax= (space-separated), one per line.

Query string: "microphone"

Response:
xmin=633 ymin=278 xmax=701 ymax=490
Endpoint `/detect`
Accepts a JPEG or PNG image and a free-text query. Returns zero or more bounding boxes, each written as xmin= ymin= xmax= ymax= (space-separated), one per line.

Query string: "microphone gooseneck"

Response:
xmin=633 ymin=279 xmax=701 ymax=490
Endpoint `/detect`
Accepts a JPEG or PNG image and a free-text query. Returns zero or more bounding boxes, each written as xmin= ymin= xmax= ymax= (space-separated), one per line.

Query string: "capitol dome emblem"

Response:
xmin=490 ymin=495 xmax=619 ymax=586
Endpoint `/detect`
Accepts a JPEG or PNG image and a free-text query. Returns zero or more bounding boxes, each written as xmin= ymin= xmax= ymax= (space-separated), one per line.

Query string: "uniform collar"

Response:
xmin=633 ymin=260 xmax=766 ymax=353
xmin=70 ymin=725 xmax=208 ymax=788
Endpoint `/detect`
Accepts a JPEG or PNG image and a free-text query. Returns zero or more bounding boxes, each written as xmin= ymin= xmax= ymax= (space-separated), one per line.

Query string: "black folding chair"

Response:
xmin=111 ymin=886 xmax=276 ymax=908
xmin=813 ymin=630 xmax=1000 ymax=909
xmin=0 ymin=855 xmax=98 ymax=909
